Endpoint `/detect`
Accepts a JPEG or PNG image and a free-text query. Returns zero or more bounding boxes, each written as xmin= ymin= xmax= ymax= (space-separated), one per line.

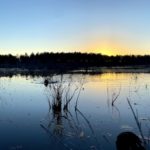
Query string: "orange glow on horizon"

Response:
xmin=82 ymin=34 xmax=150 ymax=56
xmin=83 ymin=37 xmax=131 ymax=56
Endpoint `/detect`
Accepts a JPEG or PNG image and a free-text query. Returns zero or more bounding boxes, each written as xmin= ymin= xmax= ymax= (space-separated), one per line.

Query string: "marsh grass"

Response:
xmin=45 ymin=75 xmax=85 ymax=113
xmin=63 ymin=82 xmax=78 ymax=111
xmin=41 ymin=75 xmax=104 ymax=149
xmin=127 ymin=98 xmax=147 ymax=147
xmin=111 ymin=85 xmax=121 ymax=106
xmin=43 ymin=75 xmax=83 ymax=136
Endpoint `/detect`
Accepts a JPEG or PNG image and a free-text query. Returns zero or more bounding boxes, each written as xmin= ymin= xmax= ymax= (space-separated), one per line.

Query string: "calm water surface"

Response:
xmin=0 ymin=73 xmax=150 ymax=150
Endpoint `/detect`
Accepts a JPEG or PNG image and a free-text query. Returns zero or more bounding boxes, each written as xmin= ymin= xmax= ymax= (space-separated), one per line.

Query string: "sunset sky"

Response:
xmin=0 ymin=0 xmax=150 ymax=55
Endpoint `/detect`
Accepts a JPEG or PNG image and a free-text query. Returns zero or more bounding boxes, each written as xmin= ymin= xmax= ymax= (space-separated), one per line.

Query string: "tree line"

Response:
xmin=1 ymin=52 xmax=150 ymax=70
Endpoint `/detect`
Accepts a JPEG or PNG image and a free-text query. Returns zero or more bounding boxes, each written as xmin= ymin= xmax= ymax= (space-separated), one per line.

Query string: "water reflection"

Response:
xmin=0 ymin=73 xmax=150 ymax=149
xmin=40 ymin=75 xmax=102 ymax=149
xmin=40 ymin=73 xmax=150 ymax=150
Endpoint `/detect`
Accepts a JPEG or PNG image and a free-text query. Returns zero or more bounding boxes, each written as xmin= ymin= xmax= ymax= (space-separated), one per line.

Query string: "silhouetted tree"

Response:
xmin=0 ymin=52 xmax=150 ymax=70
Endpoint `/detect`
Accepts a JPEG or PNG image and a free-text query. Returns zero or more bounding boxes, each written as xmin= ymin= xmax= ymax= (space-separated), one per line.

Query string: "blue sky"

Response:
xmin=0 ymin=0 xmax=150 ymax=55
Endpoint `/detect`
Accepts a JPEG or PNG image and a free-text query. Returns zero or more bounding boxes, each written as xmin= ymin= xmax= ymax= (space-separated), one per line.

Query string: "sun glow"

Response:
xmin=85 ymin=40 xmax=128 ymax=56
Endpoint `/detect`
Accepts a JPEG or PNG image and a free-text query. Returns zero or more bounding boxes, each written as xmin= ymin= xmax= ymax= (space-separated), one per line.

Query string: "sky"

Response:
xmin=0 ymin=0 xmax=150 ymax=55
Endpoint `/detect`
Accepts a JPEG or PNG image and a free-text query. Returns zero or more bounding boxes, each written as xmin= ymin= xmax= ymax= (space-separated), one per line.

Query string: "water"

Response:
xmin=0 ymin=73 xmax=150 ymax=150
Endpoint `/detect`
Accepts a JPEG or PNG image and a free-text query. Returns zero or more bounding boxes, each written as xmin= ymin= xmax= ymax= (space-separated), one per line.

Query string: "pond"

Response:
xmin=0 ymin=73 xmax=150 ymax=150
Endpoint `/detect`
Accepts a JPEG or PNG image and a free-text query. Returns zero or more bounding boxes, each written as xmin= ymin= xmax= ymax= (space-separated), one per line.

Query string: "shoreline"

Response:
xmin=0 ymin=66 xmax=150 ymax=77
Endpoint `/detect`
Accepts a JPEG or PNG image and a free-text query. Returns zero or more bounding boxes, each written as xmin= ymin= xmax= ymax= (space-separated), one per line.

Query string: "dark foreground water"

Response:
xmin=0 ymin=73 xmax=150 ymax=150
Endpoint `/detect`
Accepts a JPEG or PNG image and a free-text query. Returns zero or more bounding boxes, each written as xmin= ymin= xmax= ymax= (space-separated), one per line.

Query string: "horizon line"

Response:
xmin=1 ymin=51 xmax=150 ymax=57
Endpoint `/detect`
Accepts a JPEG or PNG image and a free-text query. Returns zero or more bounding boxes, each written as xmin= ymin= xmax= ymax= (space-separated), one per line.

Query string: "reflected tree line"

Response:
xmin=1 ymin=52 xmax=150 ymax=69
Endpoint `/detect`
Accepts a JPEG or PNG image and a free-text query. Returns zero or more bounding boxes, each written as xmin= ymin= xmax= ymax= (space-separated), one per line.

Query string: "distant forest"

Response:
xmin=1 ymin=52 xmax=150 ymax=70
